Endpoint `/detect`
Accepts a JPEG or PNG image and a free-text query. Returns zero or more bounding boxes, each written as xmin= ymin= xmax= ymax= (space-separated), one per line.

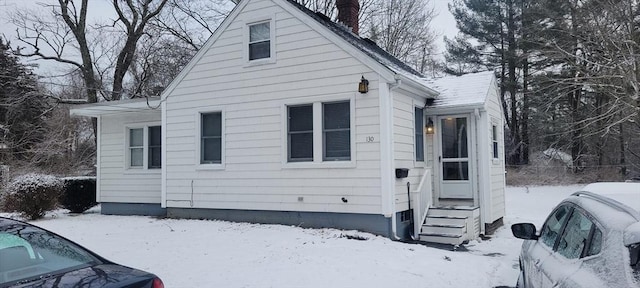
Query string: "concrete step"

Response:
xmin=419 ymin=233 xmax=466 ymax=245
xmin=421 ymin=224 xmax=465 ymax=235
xmin=425 ymin=215 xmax=467 ymax=226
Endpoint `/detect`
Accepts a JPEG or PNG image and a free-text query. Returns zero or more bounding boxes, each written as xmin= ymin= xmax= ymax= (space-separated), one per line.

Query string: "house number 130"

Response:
xmin=366 ymin=136 xmax=375 ymax=142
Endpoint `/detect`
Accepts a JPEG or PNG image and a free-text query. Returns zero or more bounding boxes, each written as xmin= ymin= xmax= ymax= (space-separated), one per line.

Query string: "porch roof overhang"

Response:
xmin=70 ymin=98 xmax=161 ymax=117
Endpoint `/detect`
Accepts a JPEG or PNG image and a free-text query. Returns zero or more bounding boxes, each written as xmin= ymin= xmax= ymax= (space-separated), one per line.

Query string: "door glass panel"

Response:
xmin=540 ymin=205 xmax=571 ymax=249
xmin=441 ymin=118 xmax=468 ymax=158
xmin=442 ymin=162 xmax=469 ymax=180
xmin=557 ymin=210 xmax=593 ymax=259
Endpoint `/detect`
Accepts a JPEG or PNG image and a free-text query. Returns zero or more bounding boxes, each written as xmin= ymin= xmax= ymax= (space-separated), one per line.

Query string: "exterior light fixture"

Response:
xmin=425 ymin=117 xmax=434 ymax=134
xmin=358 ymin=76 xmax=369 ymax=94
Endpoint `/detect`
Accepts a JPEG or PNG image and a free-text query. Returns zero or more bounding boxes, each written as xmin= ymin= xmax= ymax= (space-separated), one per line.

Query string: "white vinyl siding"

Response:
xmin=100 ymin=112 xmax=161 ymax=204
xmin=486 ymin=77 xmax=505 ymax=222
xmin=163 ymin=0 xmax=381 ymax=214
xmin=392 ymin=91 xmax=430 ymax=211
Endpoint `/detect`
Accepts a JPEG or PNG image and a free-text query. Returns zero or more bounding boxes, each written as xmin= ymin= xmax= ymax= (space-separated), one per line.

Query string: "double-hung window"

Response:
xmin=129 ymin=128 xmax=144 ymax=167
xmin=323 ymin=101 xmax=351 ymax=161
xmin=201 ymin=112 xmax=222 ymax=164
xmin=148 ymin=126 xmax=161 ymax=168
xmin=127 ymin=125 xmax=161 ymax=170
xmin=492 ymin=124 xmax=499 ymax=159
xmin=248 ymin=22 xmax=271 ymax=61
xmin=288 ymin=105 xmax=314 ymax=162
xmin=415 ymin=107 xmax=424 ymax=162
xmin=286 ymin=99 xmax=353 ymax=164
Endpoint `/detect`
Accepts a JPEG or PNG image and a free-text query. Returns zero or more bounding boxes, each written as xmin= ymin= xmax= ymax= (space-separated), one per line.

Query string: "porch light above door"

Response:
xmin=425 ymin=117 xmax=434 ymax=134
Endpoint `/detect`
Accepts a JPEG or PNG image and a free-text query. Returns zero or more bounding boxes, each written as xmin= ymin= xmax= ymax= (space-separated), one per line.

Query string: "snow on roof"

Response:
xmin=426 ymin=71 xmax=496 ymax=108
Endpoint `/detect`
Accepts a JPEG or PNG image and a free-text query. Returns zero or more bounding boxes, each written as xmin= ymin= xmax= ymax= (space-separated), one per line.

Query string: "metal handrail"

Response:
xmin=572 ymin=191 xmax=640 ymax=221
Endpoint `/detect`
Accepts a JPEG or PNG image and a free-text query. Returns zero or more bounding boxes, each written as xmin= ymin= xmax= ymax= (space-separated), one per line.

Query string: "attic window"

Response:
xmin=249 ymin=22 xmax=270 ymax=60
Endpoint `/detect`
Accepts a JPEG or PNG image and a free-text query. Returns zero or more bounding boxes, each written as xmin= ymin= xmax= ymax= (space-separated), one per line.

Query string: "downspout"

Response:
xmin=387 ymin=78 xmax=402 ymax=240
xmin=474 ymin=108 xmax=485 ymax=235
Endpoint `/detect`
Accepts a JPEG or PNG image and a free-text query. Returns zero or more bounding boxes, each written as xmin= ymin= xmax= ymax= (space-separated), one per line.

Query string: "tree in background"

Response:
xmin=0 ymin=37 xmax=48 ymax=162
xmin=446 ymin=0 xmax=530 ymax=165
xmin=10 ymin=0 xmax=169 ymax=105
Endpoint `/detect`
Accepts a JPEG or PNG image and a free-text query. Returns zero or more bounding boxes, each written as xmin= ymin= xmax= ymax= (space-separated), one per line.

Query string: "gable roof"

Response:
xmin=426 ymin=71 xmax=496 ymax=109
xmin=285 ymin=0 xmax=422 ymax=78
xmin=282 ymin=0 xmax=440 ymax=96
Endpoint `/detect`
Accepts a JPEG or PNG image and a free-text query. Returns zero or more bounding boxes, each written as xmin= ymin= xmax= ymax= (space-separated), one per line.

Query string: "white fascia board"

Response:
xmin=70 ymin=98 xmax=162 ymax=117
xmin=395 ymin=74 xmax=439 ymax=98
xmin=159 ymin=0 xmax=250 ymax=101
xmin=273 ymin=0 xmax=396 ymax=82
xmin=428 ymin=104 xmax=486 ymax=116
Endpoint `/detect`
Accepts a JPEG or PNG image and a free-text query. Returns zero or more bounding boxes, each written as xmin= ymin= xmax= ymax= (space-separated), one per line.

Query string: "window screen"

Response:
xmin=288 ymin=105 xmax=313 ymax=162
xmin=148 ymin=126 xmax=161 ymax=169
xmin=201 ymin=112 xmax=222 ymax=164
xmin=415 ymin=107 xmax=424 ymax=161
xmin=323 ymin=101 xmax=350 ymax=161
xmin=249 ymin=22 xmax=270 ymax=60
xmin=129 ymin=128 xmax=143 ymax=167
xmin=492 ymin=125 xmax=499 ymax=159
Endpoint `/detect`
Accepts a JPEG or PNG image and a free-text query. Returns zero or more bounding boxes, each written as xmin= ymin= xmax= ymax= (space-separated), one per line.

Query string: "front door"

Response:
xmin=438 ymin=116 xmax=473 ymax=199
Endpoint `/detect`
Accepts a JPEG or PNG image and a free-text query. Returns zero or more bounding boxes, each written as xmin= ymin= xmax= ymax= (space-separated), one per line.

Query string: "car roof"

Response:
xmin=562 ymin=183 xmax=640 ymax=232
xmin=582 ymin=182 xmax=640 ymax=212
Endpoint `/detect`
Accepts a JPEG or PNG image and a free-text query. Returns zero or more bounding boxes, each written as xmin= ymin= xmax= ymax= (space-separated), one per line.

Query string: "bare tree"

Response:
xmin=10 ymin=0 xmax=169 ymax=104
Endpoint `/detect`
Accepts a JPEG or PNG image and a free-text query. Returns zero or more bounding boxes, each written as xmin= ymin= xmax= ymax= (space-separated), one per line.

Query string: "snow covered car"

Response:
xmin=0 ymin=217 xmax=164 ymax=288
xmin=511 ymin=183 xmax=640 ymax=288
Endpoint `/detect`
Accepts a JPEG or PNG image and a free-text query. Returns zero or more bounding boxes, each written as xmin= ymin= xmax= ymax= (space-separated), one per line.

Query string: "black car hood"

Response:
xmin=7 ymin=264 xmax=157 ymax=288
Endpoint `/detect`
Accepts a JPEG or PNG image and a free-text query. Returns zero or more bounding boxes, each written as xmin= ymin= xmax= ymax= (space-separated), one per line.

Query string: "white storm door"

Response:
xmin=438 ymin=116 xmax=473 ymax=199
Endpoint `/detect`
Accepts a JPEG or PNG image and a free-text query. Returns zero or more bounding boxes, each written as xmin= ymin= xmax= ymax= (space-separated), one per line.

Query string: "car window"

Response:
xmin=0 ymin=223 xmax=100 ymax=285
xmin=540 ymin=205 xmax=571 ymax=249
xmin=587 ymin=227 xmax=602 ymax=256
xmin=557 ymin=209 xmax=593 ymax=259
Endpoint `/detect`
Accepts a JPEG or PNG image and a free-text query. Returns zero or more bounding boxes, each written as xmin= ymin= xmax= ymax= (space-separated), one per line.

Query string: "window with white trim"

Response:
xmin=129 ymin=128 xmax=143 ymax=167
xmin=492 ymin=124 xmax=499 ymax=159
xmin=415 ymin=107 xmax=424 ymax=162
xmin=201 ymin=112 xmax=222 ymax=164
xmin=323 ymin=101 xmax=351 ymax=161
xmin=286 ymin=100 xmax=352 ymax=163
xmin=148 ymin=126 xmax=161 ymax=168
xmin=288 ymin=104 xmax=313 ymax=162
xmin=248 ymin=22 xmax=271 ymax=61
xmin=126 ymin=125 xmax=161 ymax=169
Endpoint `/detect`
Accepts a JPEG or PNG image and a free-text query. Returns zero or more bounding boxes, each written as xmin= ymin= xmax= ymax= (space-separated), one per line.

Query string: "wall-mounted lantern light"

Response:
xmin=358 ymin=76 xmax=369 ymax=94
xmin=425 ymin=117 xmax=434 ymax=134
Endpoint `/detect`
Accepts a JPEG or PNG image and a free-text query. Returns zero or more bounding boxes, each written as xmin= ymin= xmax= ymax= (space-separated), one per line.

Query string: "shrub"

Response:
xmin=60 ymin=177 xmax=97 ymax=213
xmin=3 ymin=173 xmax=63 ymax=220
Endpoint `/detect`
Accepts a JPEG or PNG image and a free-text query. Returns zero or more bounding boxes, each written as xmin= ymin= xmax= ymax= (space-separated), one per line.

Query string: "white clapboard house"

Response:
xmin=71 ymin=0 xmax=506 ymax=244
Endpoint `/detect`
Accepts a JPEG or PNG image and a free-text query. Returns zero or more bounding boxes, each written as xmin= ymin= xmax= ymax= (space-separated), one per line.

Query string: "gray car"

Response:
xmin=511 ymin=183 xmax=640 ymax=288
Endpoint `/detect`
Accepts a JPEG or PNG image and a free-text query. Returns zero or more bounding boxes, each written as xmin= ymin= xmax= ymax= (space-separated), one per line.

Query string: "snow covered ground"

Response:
xmin=1 ymin=185 xmax=585 ymax=287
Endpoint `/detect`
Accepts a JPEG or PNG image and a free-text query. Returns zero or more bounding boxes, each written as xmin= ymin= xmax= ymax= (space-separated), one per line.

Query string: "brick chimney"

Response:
xmin=336 ymin=0 xmax=360 ymax=34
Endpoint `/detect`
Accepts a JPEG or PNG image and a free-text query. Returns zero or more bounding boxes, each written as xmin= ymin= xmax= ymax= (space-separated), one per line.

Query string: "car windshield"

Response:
xmin=0 ymin=222 xmax=100 ymax=286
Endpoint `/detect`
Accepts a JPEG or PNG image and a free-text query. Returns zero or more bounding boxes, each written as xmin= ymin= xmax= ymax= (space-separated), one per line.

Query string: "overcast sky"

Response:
xmin=0 ymin=0 xmax=458 ymax=75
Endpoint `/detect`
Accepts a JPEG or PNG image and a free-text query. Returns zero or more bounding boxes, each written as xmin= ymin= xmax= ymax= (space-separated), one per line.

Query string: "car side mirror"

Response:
xmin=511 ymin=223 xmax=538 ymax=240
